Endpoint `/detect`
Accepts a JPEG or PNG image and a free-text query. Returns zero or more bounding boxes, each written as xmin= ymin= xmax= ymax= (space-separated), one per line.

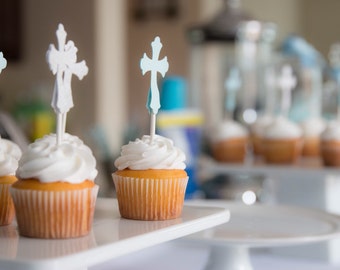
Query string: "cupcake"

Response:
xmin=0 ymin=138 xmax=22 ymax=226
xmin=113 ymin=134 xmax=188 ymax=221
xmin=320 ymin=120 xmax=340 ymax=166
xmin=210 ymin=120 xmax=249 ymax=163
xmin=250 ymin=115 xmax=273 ymax=156
xmin=11 ymin=133 xmax=98 ymax=239
xmin=262 ymin=116 xmax=303 ymax=164
xmin=300 ymin=117 xmax=325 ymax=157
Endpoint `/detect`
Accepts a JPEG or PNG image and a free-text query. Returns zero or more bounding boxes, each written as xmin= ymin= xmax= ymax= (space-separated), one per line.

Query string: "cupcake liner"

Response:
xmin=262 ymin=139 xmax=303 ymax=164
xmin=113 ymin=175 xmax=188 ymax=221
xmin=10 ymin=185 xmax=99 ymax=239
xmin=0 ymin=183 xmax=15 ymax=226
xmin=251 ymin=135 xmax=263 ymax=156
xmin=321 ymin=141 xmax=340 ymax=166
xmin=212 ymin=139 xmax=248 ymax=163
xmin=302 ymin=137 xmax=320 ymax=157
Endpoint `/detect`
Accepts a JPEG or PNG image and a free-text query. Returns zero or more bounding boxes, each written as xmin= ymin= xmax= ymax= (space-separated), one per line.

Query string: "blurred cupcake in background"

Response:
xmin=210 ymin=119 xmax=249 ymax=163
xmin=262 ymin=116 xmax=303 ymax=164
xmin=250 ymin=115 xmax=273 ymax=156
xmin=300 ymin=117 xmax=325 ymax=157
xmin=320 ymin=120 xmax=340 ymax=166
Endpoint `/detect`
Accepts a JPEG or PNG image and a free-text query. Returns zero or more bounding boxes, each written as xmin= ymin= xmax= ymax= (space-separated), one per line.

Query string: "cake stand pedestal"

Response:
xmin=183 ymin=200 xmax=340 ymax=270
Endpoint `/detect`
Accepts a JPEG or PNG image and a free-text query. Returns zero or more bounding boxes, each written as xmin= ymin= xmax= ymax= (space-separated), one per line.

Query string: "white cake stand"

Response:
xmin=183 ymin=200 xmax=340 ymax=270
xmin=0 ymin=198 xmax=229 ymax=270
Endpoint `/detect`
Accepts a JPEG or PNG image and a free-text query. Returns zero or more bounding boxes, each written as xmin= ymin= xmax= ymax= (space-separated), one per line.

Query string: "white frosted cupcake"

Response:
xmin=262 ymin=116 xmax=303 ymax=164
xmin=0 ymin=138 xmax=22 ymax=226
xmin=300 ymin=117 xmax=325 ymax=157
xmin=210 ymin=120 xmax=249 ymax=163
xmin=320 ymin=120 xmax=340 ymax=166
xmin=250 ymin=115 xmax=273 ymax=156
xmin=11 ymin=133 xmax=99 ymax=239
xmin=113 ymin=134 xmax=188 ymax=221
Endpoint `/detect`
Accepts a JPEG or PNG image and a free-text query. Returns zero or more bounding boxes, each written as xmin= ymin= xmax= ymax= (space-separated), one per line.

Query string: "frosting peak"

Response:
xmin=17 ymin=133 xmax=98 ymax=183
xmin=0 ymin=138 xmax=22 ymax=176
xmin=321 ymin=120 xmax=340 ymax=141
xmin=114 ymin=135 xmax=186 ymax=170
xmin=211 ymin=120 xmax=248 ymax=142
xmin=264 ymin=116 xmax=302 ymax=139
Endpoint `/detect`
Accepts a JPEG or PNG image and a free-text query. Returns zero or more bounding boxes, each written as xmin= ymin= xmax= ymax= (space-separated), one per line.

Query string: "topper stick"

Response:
xmin=150 ymin=113 xmax=156 ymax=141
xmin=46 ymin=23 xmax=88 ymax=145
xmin=277 ymin=65 xmax=296 ymax=118
xmin=140 ymin=37 xmax=169 ymax=141
xmin=56 ymin=114 xmax=63 ymax=145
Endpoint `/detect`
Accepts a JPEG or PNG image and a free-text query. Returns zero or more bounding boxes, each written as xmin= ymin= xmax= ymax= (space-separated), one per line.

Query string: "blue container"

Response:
xmin=158 ymin=76 xmax=203 ymax=199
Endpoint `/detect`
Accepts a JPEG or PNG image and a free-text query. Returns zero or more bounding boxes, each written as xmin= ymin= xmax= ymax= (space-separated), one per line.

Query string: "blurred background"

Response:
xmin=3 ymin=0 xmax=340 ymax=264
xmin=1 ymin=0 xmax=340 ymax=197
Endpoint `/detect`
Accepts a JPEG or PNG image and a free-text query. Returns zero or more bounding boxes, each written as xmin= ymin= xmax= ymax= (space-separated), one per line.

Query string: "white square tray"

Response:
xmin=0 ymin=198 xmax=229 ymax=270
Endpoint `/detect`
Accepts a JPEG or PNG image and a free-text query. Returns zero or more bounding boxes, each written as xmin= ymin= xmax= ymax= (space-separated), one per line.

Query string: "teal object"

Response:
xmin=145 ymin=88 xmax=152 ymax=114
xmin=0 ymin=52 xmax=7 ymax=73
xmin=225 ymin=68 xmax=241 ymax=114
xmin=160 ymin=76 xmax=187 ymax=110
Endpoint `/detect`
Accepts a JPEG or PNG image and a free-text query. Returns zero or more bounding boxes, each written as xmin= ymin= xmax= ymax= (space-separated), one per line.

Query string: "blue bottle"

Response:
xmin=157 ymin=76 xmax=203 ymax=199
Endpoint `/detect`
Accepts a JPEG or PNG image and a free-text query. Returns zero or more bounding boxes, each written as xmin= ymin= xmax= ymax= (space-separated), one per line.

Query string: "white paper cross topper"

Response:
xmin=46 ymin=23 xmax=88 ymax=144
xmin=140 ymin=36 xmax=169 ymax=115
xmin=277 ymin=65 xmax=296 ymax=117
xmin=0 ymin=52 xmax=7 ymax=74
xmin=140 ymin=36 xmax=169 ymax=141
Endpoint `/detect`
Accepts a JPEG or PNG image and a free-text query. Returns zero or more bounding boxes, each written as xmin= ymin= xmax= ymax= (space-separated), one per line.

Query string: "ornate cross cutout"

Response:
xmin=46 ymin=23 xmax=88 ymax=144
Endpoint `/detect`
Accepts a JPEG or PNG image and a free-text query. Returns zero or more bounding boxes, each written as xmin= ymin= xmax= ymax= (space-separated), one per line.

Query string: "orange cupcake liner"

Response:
xmin=113 ymin=174 xmax=188 ymax=221
xmin=262 ymin=139 xmax=303 ymax=164
xmin=212 ymin=138 xmax=248 ymax=163
xmin=0 ymin=183 xmax=16 ymax=226
xmin=10 ymin=185 xmax=99 ymax=239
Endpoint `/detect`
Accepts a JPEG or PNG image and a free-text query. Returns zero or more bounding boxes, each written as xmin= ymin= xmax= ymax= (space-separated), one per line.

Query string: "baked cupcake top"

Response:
xmin=114 ymin=134 xmax=186 ymax=170
xmin=300 ymin=117 xmax=326 ymax=138
xmin=263 ymin=116 xmax=302 ymax=139
xmin=211 ymin=120 xmax=248 ymax=142
xmin=0 ymin=138 xmax=21 ymax=176
xmin=17 ymin=133 xmax=98 ymax=183
xmin=321 ymin=120 xmax=340 ymax=141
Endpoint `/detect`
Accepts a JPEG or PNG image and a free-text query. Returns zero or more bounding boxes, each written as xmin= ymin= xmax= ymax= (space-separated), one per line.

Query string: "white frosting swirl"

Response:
xmin=17 ymin=133 xmax=98 ymax=183
xmin=0 ymin=138 xmax=22 ymax=176
xmin=300 ymin=117 xmax=326 ymax=138
xmin=211 ymin=120 xmax=248 ymax=142
xmin=321 ymin=120 xmax=340 ymax=141
xmin=251 ymin=115 xmax=273 ymax=137
xmin=264 ymin=116 xmax=302 ymax=139
xmin=114 ymin=135 xmax=186 ymax=170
